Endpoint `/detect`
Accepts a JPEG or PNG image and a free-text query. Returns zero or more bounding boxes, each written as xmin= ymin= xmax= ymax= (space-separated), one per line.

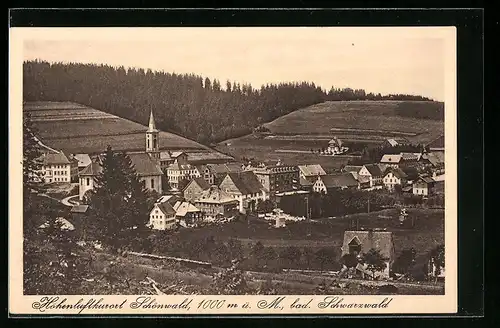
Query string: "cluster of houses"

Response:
xmin=36 ymin=109 xmax=445 ymax=232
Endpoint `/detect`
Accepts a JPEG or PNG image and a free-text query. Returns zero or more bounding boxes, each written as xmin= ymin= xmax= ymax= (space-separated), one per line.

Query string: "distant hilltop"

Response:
xmin=23 ymin=101 xmax=233 ymax=164
xmin=23 ymin=60 xmax=439 ymax=146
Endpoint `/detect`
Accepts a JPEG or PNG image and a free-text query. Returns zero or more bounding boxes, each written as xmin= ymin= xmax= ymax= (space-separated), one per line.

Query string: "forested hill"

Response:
xmin=23 ymin=60 xmax=436 ymax=144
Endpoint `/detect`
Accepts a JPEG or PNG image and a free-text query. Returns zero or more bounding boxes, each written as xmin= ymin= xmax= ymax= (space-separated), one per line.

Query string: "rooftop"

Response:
xmin=341 ymin=230 xmax=395 ymax=259
xmin=79 ymin=162 xmax=103 ymax=176
xmin=380 ymin=154 xmax=402 ymax=164
xmin=319 ymin=173 xmax=359 ymax=188
xmin=172 ymin=201 xmax=201 ymax=217
xmin=73 ymin=153 xmax=92 ymax=167
xmin=42 ymin=151 xmax=71 ymax=165
xmin=298 ymin=164 xmax=326 ymax=177
xmin=156 ymin=202 xmax=177 ymax=216
xmin=194 ymin=186 xmax=239 ymax=205
xmin=128 ymin=152 xmax=163 ymax=176
xmin=363 ymin=164 xmax=384 ymax=177
xmin=185 ymin=177 xmax=211 ymax=192
xmin=225 ymin=171 xmax=263 ymax=195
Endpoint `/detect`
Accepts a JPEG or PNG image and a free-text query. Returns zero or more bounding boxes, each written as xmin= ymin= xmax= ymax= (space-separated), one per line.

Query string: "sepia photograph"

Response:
xmin=10 ymin=25 xmax=458 ymax=315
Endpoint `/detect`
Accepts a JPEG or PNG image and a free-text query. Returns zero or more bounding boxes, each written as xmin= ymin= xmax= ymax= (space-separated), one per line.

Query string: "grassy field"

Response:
xmin=82 ymin=249 xmax=443 ymax=295
xmin=174 ymin=208 xmax=444 ymax=259
xmin=24 ymin=101 xmax=233 ymax=161
xmin=262 ymin=101 xmax=444 ymax=144
xmin=216 ymin=101 xmax=444 ymax=168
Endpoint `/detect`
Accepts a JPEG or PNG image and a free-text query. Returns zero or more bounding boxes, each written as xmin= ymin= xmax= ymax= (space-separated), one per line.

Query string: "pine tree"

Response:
xmin=23 ymin=112 xmax=43 ymax=217
xmin=89 ymin=146 xmax=151 ymax=251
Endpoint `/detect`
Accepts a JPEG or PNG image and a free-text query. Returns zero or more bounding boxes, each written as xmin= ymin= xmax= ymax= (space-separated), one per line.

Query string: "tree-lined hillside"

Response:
xmin=23 ymin=60 xmax=437 ymax=144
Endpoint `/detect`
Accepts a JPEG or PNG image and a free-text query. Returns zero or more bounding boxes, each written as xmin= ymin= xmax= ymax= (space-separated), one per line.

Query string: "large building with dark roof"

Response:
xmin=219 ymin=171 xmax=267 ymax=213
xmin=78 ymin=110 xmax=165 ymax=200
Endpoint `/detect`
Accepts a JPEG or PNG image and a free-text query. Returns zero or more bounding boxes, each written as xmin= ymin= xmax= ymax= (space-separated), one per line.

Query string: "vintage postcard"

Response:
xmin=9 ymin=26 xmax=457 ymax=315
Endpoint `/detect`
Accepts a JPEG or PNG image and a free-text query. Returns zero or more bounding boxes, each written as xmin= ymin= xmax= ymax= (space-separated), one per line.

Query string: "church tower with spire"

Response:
xmin=146 ymin=109 xmax=160 ymax=160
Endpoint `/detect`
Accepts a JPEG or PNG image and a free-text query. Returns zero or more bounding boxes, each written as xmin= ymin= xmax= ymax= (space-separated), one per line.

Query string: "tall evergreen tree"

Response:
xmin=89 ymin=146 xmax=151 ymax=250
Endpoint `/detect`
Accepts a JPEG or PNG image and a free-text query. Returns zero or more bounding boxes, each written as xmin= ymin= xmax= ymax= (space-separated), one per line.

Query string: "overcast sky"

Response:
xmin=23 ymin=27 xmax=447 ymax=101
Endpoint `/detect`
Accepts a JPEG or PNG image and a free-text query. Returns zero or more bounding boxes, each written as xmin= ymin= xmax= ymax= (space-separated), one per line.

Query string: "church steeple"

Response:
xmin=147 ymin=109 xmax=158 ymax=132
xmin=146 ymin=109 xmax=160 ymax=160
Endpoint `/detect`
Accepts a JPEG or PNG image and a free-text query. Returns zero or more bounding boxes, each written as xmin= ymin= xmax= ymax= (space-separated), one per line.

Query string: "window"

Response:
xmin=86 ymin=178 xmax=90 ymax=186
xmin=151 ymin=178 xmax=155 ymax=189
xmin=147 ymin=138 xmax=150 ymax=149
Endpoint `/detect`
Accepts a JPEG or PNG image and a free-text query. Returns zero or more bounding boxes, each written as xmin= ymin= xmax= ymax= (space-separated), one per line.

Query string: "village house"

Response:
xmin=421 ymin=151 xmax=445 ymax=176
xmin=193 ymin=185 xmax=239 ymax=217
xmin=326 ymin=136 xmax=347 ymax=155
xmin=165 ymin=152 xmax=201 ymax=190
xmin=341 ymin=229 xmax=396 ymax=279
xmin=412 ymin=176 xmax=436 ymax=197
xmin=312 ymin=173 xmax=359 ymax=194
xmin=382 ymin=168 xmax=408 ymax=192
xmin=40 ymin=150 xmax=79 ymax=184
xmin=380 ymin=154 xmax=403 ymax=169
xmin=298 ymin=164 xmax=327 ymax=182
xmin=250 ymin=162 xmax=300 ymax=198
xmin=204 ymin=163 xmax=244 ymax=185
xmin=194 ymin=165 xmax=214 ymax=185
xmin=358 ymin=164 xmax=385 ymax=188
xmin=171 ymin=200 xmax=203 ymax=227
xmin=78 ymin=162 xmax=102 ymax=201
xmin=183 ymin=177 xmax=211 ymax=202
xmin=219 ymin=171 xmax=267 ymax=213
xmin=148 ymin=202 xmax=177 ymax=231
xmin=399 ymin=152 xmax=423 ymax=169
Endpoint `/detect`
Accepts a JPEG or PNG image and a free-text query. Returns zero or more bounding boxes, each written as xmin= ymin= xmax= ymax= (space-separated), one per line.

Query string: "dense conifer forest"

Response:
xmin=23 ymin=60 xmax=437 ymax=144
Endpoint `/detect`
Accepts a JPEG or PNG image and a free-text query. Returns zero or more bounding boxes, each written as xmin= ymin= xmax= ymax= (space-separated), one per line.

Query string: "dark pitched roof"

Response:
xmin=156 ymin=202 xmax=177 ymax=216
xmin=42 ymin=151 xmax=71 ymax=165
xmin=299 ymin=177 xmax=314 ymax=187
xmin=185 ymin=177 xmax=210 ymax=192
xmin=418 ymin=176 xmax=435 ymax=184
xmin=400 ymin=166 xmax=419 ymax=179
xmin=341 ymin=230 xmax=395 ymax=260
xmin=128 ymin=152 xmax=163 ymax=176
xmin=320 ymin=173 xmax=359 ymax=188
xmin=226 ymin=171 xmax=263 ymax=195
xmin=364 ymin=164 xmax=383 ymax=177
xmin=427 ymin=135 xmax=445 ymax=149
xmin=79 ymin=162 xmax=103 ymax=176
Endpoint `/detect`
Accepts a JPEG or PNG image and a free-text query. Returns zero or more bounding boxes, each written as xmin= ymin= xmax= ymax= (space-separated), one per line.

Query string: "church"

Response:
xmin=79 ymin=109 xmax=164 ymax=201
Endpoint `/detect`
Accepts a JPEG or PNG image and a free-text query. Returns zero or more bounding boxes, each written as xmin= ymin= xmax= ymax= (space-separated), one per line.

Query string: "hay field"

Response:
xmin=24 ymin=101 xmax=233 ymax=161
